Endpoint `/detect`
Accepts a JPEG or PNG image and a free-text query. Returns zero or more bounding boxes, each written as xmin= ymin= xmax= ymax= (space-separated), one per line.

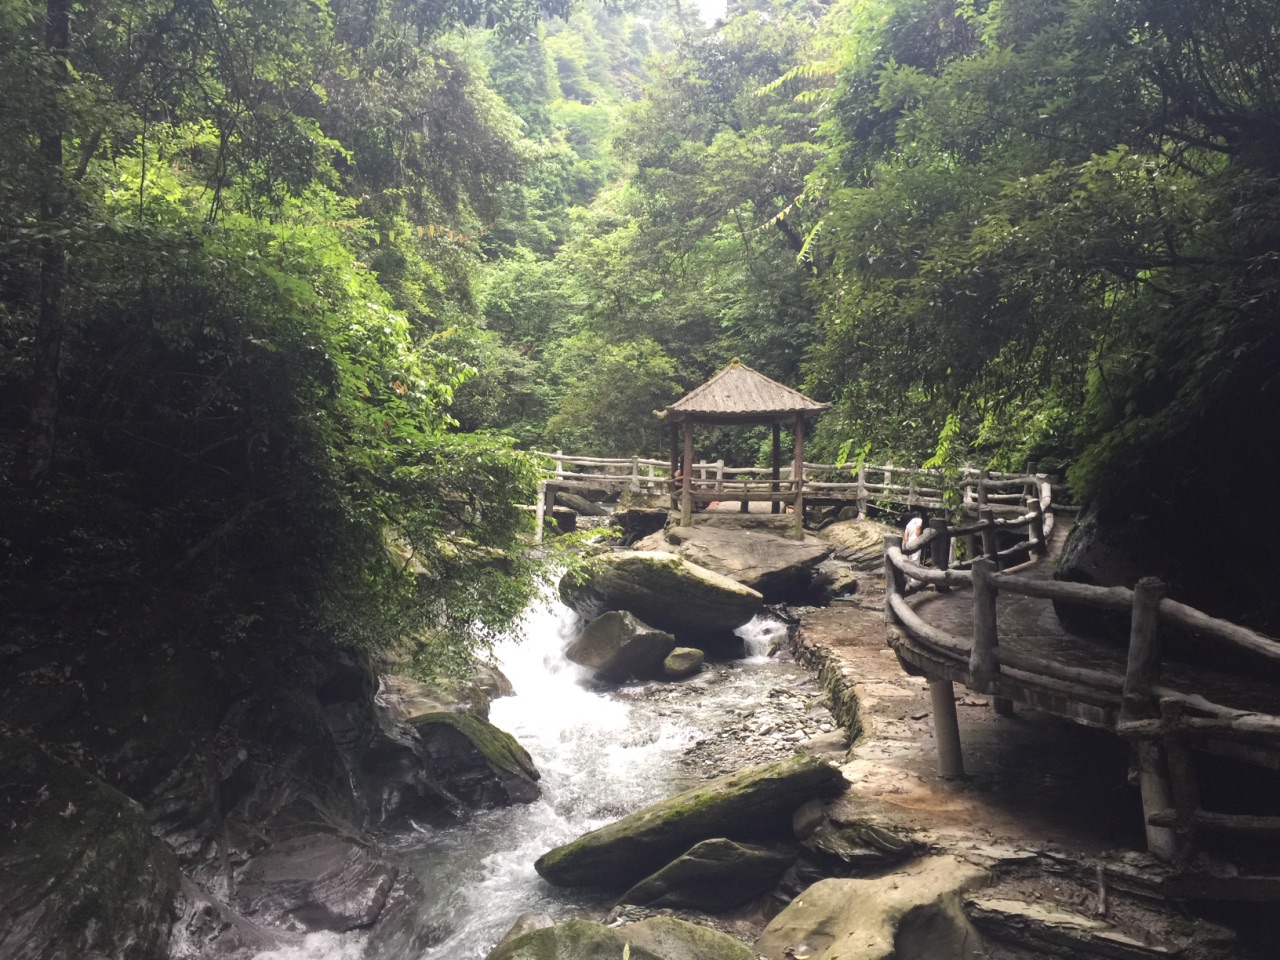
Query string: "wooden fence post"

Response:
xmin=883 ymin=535 xmax=905 ymax=626
xmin=1123 ymin=576 xmax=1177 ymax=860
xmin=1028 ymin=497 xmax=1048 ymax=557
xmin=857 ymin=466 xmax=867 ymax=519
xmin=969 ymin=557 xmax=999 ymax=693
xmin=630 ymin=456 xmax=640 ymax=494
xmin=715 ymin=459 xmax=725 ymax=495
xmin=980 ymin=508 xmax=998 ymax=565
xmin=977 ymin=468 xmax=989 ymax=508
xmin=929 ymin=517 xmax=951 ymax=591
xmin=681 ymin=424 xmax=694 ymax=526
xmin=534 ymin=478 xmax=547 ymax=544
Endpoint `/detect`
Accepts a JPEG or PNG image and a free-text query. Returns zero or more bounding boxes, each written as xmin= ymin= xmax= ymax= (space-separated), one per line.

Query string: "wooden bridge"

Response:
xmin=531 ymin=451 xmax=1061 ymax=539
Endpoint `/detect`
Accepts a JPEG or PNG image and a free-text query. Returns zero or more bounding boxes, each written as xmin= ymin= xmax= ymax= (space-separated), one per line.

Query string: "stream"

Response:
xmin=256 ymin=596 xmax=817 ymax=960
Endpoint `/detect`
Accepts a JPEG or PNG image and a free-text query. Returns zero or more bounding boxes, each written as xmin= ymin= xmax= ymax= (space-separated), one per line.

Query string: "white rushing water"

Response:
xmin=255 ymin=598 xmax=797 ymax=960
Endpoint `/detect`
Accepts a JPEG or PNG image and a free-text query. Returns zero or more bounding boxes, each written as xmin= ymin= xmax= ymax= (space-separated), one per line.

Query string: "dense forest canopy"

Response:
xmin=3 ymin=0 xmax=1279 ymax=664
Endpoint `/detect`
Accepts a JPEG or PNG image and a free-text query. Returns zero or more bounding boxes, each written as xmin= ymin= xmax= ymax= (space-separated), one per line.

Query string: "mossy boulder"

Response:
xmin=485 ymin=916 xmax=755 ymax=960
xmin=556 ymin=491 xmax=609 ymax=516
xmin=817 ymin=519 xmax=898 ymax=571
xmin=535 ymin=755 xmax=846 ymax=889
xmin=663 ymin=647 xmax=705 ymax=680
xmin=0 ymin=736 xmax=180 ymax=960
xmin=619 ymin=838 xmax=794 ymax=911
xmin=566 ymin=611 xmax=677 ymax=683
xmin=559 ymin=551 xmax=762 ymax=643
xmin=410 ymin=713 xmax=540 ymax=807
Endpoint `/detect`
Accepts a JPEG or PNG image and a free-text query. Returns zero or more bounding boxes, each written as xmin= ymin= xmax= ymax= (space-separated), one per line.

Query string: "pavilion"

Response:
xmin=657 ymin=361 xmax=829 ymax=537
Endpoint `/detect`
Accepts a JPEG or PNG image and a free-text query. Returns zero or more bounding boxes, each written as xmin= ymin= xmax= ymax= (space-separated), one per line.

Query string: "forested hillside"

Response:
xmin=4 ymin=0 xmax=1280 ymax=663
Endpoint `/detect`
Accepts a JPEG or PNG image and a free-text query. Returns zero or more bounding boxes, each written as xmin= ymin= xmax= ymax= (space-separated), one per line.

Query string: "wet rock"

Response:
xmin=551 ymin=505 xmax=578 ymax=534
xmin=817 ymin=518 xmax=898 ymax=571
xmin=809 ymin=560 xmax=859 ymax=604
xmin=800 ymin=816 xmax=918 ymax=872
xmin=494 ymin=911 xmax=556 ymax=951
xmin=234 ymin=833 xmax=397 ymax=933
xmin=559 ymin=551 xmax=763 ymax=643
xmin=380 ymin=664 xmax=513 ymax=721
xmin=663 ymin=647 xmax=705 ymax=680
xmin=634 ymin=525 xmax=833 ymax=602
xmin=756 ymin=856 xmax=988 ymax=960
xmin=566 ymin=611 xmax=677 ymax=683
xmin=795 ymin=729 xmax=849 ymax=761
xmin=535 ymin=755 xmax=846 ymax=889
xmin=614 ymin=507 xmax=669 ymax=546
xmin=485 ymin=916 xmax=755 ymax=960
xmin=410 ymin=712 xmax=541 ymax=807
xmin=557 ymin=491 xmax=609 ymax=516
xmin=0 ymin=736 xmax=180 ymax=960
xmin=619 ymin=838 xmax=794 ymax=911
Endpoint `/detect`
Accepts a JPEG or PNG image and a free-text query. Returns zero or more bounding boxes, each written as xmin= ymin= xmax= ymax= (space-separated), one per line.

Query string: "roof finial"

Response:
xmin=729 ymin=357 xmax=742 ymax=367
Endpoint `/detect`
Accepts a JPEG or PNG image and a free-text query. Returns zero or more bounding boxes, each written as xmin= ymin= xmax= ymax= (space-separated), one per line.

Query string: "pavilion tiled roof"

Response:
xmin=660 ymin=361 xmax=829 ymax=422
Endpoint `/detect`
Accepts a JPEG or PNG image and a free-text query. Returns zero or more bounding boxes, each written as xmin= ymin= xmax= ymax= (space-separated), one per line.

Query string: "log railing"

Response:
xmin=882 ymin=498 xmax=1280 ymax=872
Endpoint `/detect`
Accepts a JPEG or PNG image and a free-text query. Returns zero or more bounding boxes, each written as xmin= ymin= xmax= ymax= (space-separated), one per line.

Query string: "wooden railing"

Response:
xmin=882 ymin=493 xmax=1280 ymax=873
xmin=532 ymin=451 xmax=1070 ymax=515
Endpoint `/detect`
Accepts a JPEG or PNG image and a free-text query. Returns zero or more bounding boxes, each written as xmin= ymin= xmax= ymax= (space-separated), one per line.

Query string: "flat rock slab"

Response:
xmin=620 ymin=837 xmax=794 ymax=911
xmin=966 ymin=898 xmax=1177 ymax=959
xmin=559 ymin=551 xmax=763 ymax=641
xmin=634 ymin=525 xmax=832 ymax=602
xmin=535 ymin=755 xmax=845 ymax=889
xmin=756 ymin=855 xmax=988 ymax=960
xmin=485 ymin=917 xmax=756 ymax=960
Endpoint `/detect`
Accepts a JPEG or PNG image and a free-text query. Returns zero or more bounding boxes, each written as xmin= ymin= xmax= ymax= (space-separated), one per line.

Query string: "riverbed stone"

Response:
xmin=663 ymin=647 xmax=705 ymax=679
xmin=557 ymin=491 xmax=609 ymax=516
xmin=755 ymin=856 xmax=988 ymax=960
xmin=566 ymin=611 xmax=677 ymax=683
xmin=0 ymin=736 xmax=180 ymax=960
xmin=485 ymin=916 xmax=755 ymax=960
xmin=409 ymin=712 xmax=540 ymax=807
xmin=817 ymin=518 xmax=898 ymax=571
xmin=619 ymin=837 xmax=794 ymax=911
xmin=559 ymin=550 xmax=763 ymax=642
xmin=534 ymin=755 xmax=846 ymax=889
xmin=633 ymin=525 xmax=833 ymax=602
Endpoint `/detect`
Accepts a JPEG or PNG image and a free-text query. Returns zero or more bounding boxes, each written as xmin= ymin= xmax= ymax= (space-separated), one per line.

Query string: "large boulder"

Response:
xmin=817 ymin=518 xmax=898 ymax=571
xmin=619 ymin=838 xmax=794 ymax=911
xmin=409 ymin=713 xmax=541 ymax=807
xmin=0 ymin=736 xmax=180 ymax=960
xmin=566 ymin=611 xmax=677 ymax=683
xmin=535 ymin=755 xmax=846 ymax=889
xmin=485 ymin=917 xmax=755 ymax=960
xmin=234 ymin=832 xmax=397 ymax=933
xmin=634 ymin=525 xmax=833 ymax=602
xmin=755 ymin=856 xmax=988 ymax=960
xmin=380 ymin=663 xmax=514 ymax=721
xmin=559 ymin=551 xmax=763 ymax=643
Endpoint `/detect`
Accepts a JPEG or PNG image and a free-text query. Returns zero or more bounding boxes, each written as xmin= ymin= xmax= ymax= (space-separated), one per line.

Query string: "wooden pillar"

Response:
xmin=1122 ymin=576 xmax=1176 ymax=859
xmin=928 ymin=678 xmax=965 ymax=779
xmin=629 ymin=456 xmax=640 ymax=494
xmin=669 ymin=423 xmax=680 ymax=511
xmin=1122 ymin=577 xmax=1167 ymax=722
xmin=533 ymin=479 xmax=547 ymax=545
xmin=883 ymin=534 xmax=905 ymax=626
xmin=771 ymin=422 xmax=782 ymax=515
xmin=969 ymin=557 xmax=999 ymax=694
xmin=681 ymin=420 xmax=694 ymax=527
xmin=928 ymin=517 xmax=951 ymax=590
xmin=856 ymin=465 xmax=867 ymax=519
xmin=977 ymin=468 xmax=989 ymax=508
xmin=791 ymin=413 xmax=804 ymax=539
